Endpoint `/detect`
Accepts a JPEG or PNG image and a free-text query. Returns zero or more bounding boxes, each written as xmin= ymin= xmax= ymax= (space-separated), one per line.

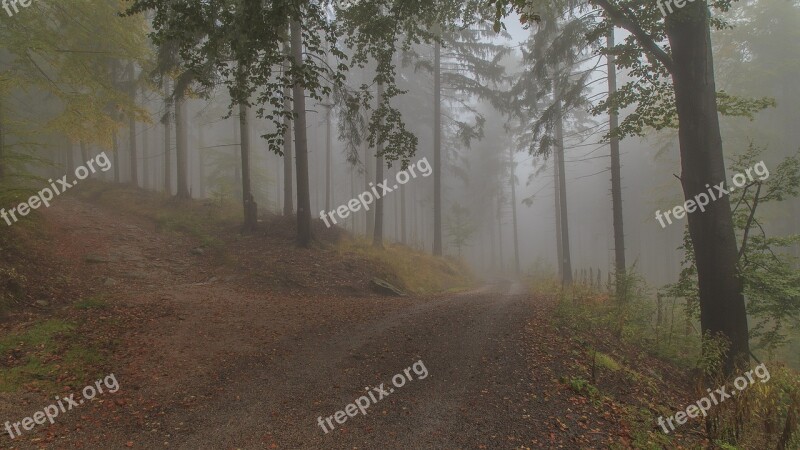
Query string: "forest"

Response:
xmin=0 ymin=0 xmax=799 ymax=448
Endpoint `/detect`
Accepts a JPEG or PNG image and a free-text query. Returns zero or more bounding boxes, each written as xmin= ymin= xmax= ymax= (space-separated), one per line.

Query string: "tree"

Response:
xmin=0 ymin=0 xmax=149 ymax=192
xmin=493 ymin=0 xmax=774 ymax=372
xmin=127 ymin=61 xmax=139 ymax=186
xmin=606 ymin=29 xmax=626 ymax=299
xmin=373 ymin=82 xmax=385 ymax=248
xmin=508 ymin=146 xmax=521 ymax=275
xmin=290 ymin=18 xmax=313 ymax=246
xmin=163 ymin=78 xmax=172 ymax=194
xmin=239 ymin=103 xmax=258 ymax=231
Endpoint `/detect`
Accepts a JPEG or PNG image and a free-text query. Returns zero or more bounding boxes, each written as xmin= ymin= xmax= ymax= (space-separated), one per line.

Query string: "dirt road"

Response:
xmin=2 ymin=197 xmax=674 ymax=449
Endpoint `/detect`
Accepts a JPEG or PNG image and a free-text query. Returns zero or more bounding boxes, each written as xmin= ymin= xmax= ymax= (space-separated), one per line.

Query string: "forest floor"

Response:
xmin=0 ymin=188 xmax=709 ymax=449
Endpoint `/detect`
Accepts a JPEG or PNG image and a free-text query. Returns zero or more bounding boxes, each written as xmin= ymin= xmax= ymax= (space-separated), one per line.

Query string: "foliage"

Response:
xmin=666 ymin=145 xmax=800 ymax=355
xmin=706 ymin=364 xmax=800 ymax=448
xmin=445 ymin=203 xmax=476 ymax=257
xmin=0 ymin=0 xmax=150 ymax=147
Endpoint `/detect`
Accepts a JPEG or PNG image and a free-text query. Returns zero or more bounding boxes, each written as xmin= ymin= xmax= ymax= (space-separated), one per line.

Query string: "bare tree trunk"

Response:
xmin=239 ymin=103 xmax=258 ymax=231
xmin=497 ymin=198 xmax=504 ymax=272
xmin=364 ymin=139 xmax=374 ymax=239
xmin=509 ymin=146 xmax=520 ymax=275
xmin=232 ymin=113 xmax=242 ymax=201
xmin=175 ymin=90 xmax=190 ymax=199
xmin=291 ymin=18 xmax=312 ymax=247
xmin=282 ymin=40 xmax=294 ymax=215
xmin=607 ymin=30 xmax=627 ymax=299
xmin=400 ymin=177 xmax=407 ymax=244
xmin=164 ymin=79 xmax=172 ymax=194
xmin=554 ymin=140 xmax=563 ymax=280
xmin=111 ymin=61 xmax=120 ymax=183
xmin=554 ymin=94 xmax=573 ymax=285
xmin=667 ymin=4 xmax=749 ymax=372
xmin=197 ymin=126 xmax=205 ymax=198
xmin=373 ymin=83 xmax=385 ymax=248
xmin=128 ymin=61 xmax=138 ymax=187
xmin=142 ymin=86 xmax=150 ymax=190
xmin=433 ymin=38 xmax=443 ymax=256
xmin=325 ymin=103 xmax=332 ymax=213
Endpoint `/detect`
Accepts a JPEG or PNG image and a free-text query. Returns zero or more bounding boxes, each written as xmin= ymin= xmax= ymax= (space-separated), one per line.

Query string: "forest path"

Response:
xmin=7 ymin=196 xmax=637 ymax=449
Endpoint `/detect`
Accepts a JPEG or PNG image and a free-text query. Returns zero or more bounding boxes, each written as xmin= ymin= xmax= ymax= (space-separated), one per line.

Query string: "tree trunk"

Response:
xmin=233 ymin=113 xmax=242 ymax=201
xmin=164 ymin=79 xmax=172 ymax=194
xmin=128 ymin=61 xmax=138 ymax=187
xmin=325 ymin=103 xmax=332 ymax=213
xmin=554 ymin=136 xmax=563 ymax=280
xmin=400 ymin=176 xmax=407 ymax=244
xmin=554 ymin=95 xmax=573 ymax=285
xmin=197 ymin=126 xmax=205 ymax=198
xmin=283 ymin=41 xmax=294 ymax=216
xmin=364 ymin=137 xmax=374 ymax=239
xmin=667 ymin=4 xmax=749 ymax=372
xmin=509 ymin=147 xmax=521 ymax=275
xmin=497 ymin=198 xmax=504 ymax=272
xmin=142 ymin=86 xmax=150 ymax=190
xmin=607 ymin=30 xmax=627 ymax=299
xmin=239 ymin=103 xmax=258 ymax=232
xmin=283 ymin=92 xmax=294 ymax=214
xmin=291 ymin=19 xmax=312 ymax=247
xmin=373 ymin=83 xmax=385 ymax=248
xmin=433 ymin=38 xmax=443 ymax=256
xmin=175 ymin=90 xmax=190 ymax=199
xmin=111 ymin=61 xmax=120 ymax=183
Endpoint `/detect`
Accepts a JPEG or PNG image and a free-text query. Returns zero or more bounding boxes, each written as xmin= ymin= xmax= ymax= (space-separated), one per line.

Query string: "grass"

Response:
xmin=0 ymin=319 xmax=104 ymax=393
xmin=74 ymin=296 xmax=108 ymax=310
xmin=337 ymin=238 xmax=477 ymax=295
xmin=595 ymin=351 xmax=621 ymax=372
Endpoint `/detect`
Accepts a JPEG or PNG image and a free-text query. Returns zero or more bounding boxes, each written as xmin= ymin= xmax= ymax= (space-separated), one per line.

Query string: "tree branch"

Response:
xmin=590 ymin=0 xmax=674 ymax=74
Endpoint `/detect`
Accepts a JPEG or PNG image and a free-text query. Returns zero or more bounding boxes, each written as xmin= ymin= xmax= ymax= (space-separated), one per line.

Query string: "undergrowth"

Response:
xmin=530 ymin=266 xmax=800 ymax=448
xmin=338 ymin=237 xmax=476 ymax=295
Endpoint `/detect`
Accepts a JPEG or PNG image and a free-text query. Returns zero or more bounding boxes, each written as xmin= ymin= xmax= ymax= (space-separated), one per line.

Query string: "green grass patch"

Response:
xmin=562 ymin=376 xmax=600 ymax=399
xmin=595 ymin=351 xmax=621 ymax=372
xmin=0 ymin=319 xmax=104 ymax=393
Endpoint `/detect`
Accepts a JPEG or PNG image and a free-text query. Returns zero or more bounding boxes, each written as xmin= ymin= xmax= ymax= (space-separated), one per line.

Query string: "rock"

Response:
xmin=103 ymin=278 xmax=118 ymax=287
xmin=370 ymin=278 xmax=406 ymax=297
xmin=35 ymin=300 xmax=49 ymax=307
xmin=190 ymin=247 xmax=205 ymax=256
